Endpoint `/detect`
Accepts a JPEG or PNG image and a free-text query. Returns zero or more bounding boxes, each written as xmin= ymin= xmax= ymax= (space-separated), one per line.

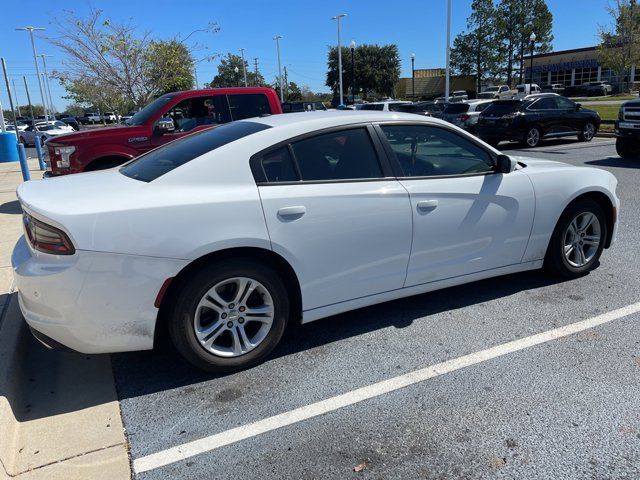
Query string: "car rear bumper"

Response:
xmin=11 ymin=235 xmax=188 ymax=354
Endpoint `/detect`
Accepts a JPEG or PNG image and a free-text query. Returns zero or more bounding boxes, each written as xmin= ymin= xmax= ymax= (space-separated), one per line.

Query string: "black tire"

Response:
xmin=616 ymin=137 xmax=639 ymax=159
xmin=523 ymin=126 xmax=541 ymax=148
xmin=544 ymin=198 xmax=607 ymax=278
xmin=168 ymin=259 xmax=289 ymax=373
xmin=578 ymin=122 xmax=596 ymax=142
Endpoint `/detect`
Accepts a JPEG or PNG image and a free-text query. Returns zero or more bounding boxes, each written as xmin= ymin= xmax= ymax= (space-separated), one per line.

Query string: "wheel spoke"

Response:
xmin=199 ymin=320 xmax=226 ymax=349
xmin=583 ymin=234 xmax=600 ymax=246
xmin=230 ymin=327 xmax=247 ymax=355
xmin=564 ymin=244 xmax=575 ymax=256
xmin=576 ymin=245 xmax=586 ymax=265
xmin=200 ymin=297 xmax=225 ymax=314
xmin=237 ymin=325 xmax=253 ymax=350
xmin=206 ymin=289 xmax=228 ymax=311
xmin=234 ymin=278 xmax=256 ymax=305
xmin=579 ymin=213 xmax=595 ymax=232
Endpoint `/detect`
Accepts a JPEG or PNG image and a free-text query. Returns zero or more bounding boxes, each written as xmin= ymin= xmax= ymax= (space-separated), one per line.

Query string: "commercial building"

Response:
xmin=525 ymin=46 xmax=637 ymax=87
xmin=397 ymin=68 xmax=476 ymax=99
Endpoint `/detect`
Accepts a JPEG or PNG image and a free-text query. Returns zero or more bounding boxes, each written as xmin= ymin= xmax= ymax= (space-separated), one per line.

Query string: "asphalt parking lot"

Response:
xmin=106 ymin=138 xmax=637 ymax=479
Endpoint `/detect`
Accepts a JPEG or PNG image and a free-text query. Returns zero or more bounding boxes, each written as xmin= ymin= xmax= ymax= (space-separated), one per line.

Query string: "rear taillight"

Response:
xmin=23 ymin=212 xmax=75 ymax=255
xmin=459 ymin=114 xmax=470 ymax=121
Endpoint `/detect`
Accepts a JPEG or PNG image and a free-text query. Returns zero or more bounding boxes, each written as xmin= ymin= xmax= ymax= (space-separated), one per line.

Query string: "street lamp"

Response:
xmin=38 ymin=54 xmax=55 ymax=114
xmin=350 ymin=40 xmax=356 ymax=105
xmin=331 ymin=13 xmax=347 ymax=107
xmin=234 ymin=66 xmax=239 ymax=87
xmin=273 ymin=35 xmax=284 ymax=101
xmin=529 ymin=32 xmax=536 ymax=87
xmin=411 ymin=52 xmax=415 ymax=101
xmin=16 ymin=26 xmax=48 ymax=122
xmin=239 ymin=48 xmax=248 ymax=87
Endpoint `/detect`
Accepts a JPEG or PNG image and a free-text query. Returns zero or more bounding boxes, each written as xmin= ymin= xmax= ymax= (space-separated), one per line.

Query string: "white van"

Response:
xmin=515 ymin=83 xmax=541 ymax=99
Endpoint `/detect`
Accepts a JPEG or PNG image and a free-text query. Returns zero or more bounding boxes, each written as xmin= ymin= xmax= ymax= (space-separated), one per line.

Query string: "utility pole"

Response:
xmin=239 ymin=48 xmax=248 ymax=87
xmin=11 ymin=79 xmax=21 ymax=117
xmin=38 ymin=54 xmax=55 ymax=114
xmin=283 ymin=66 xmax=288 ymax=100
xmin=16 ymin=26 xmax=49 ymax=122
xmin=23 ymin=76 xmax=36 ymax=127
xmin=445 ymin=0 xmax=452 ymax=100
xmin=254 ymin=58 xmax=259 ymax=85
xmin=273 ymin=35 xmax=284 ymax=101
xmin=331 ymin=13 xmax=347 ymax=106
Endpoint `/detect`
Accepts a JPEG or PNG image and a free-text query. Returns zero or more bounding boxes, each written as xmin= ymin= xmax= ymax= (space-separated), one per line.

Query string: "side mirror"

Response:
xmin=156 ymin=118 xmax=175 ymax=134
xmin=496 ymin=154 xmax=516 ymax=174
xmin=575 ymin=103 xmax=582 ymax=111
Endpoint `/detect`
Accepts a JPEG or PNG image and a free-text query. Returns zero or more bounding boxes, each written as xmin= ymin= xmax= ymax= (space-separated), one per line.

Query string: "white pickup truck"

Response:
xmin=86 ymin=112 xmax=101 ymax=124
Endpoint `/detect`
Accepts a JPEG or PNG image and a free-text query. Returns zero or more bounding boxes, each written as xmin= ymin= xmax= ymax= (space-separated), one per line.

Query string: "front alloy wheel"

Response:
xmin=168 ymin=259 xmax=289 ymax=373
xmin=544 ymin=199 xmax=607 ymax=278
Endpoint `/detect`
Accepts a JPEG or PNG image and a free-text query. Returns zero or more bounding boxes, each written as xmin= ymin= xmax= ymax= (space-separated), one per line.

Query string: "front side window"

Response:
xmin=161 ymin=96 xmax=231 ymax=133
xmin=380 ymin=125 xmax=494 ymax=177
xmin=291 ymin=128 xmax=382 ymax=181
xmin=554 ymin=97 xmax=576 ymax=109
xmin=228 ymin=94 xmax=271 ymax=120
xmin=120 ymin=121 xmax=271 ymax=182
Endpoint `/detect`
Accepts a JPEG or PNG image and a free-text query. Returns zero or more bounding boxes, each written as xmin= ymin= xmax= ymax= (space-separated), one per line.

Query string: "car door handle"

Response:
xmin=417 ymin=199 xmax=439 ymax=211
xmin=277 ymin=206 xmax=306 ymax=219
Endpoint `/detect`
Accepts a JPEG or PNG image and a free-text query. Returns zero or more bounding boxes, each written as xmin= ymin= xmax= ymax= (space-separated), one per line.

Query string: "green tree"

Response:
xmin=450 ymin=0 xmax=500 ymax=92
xmin=208 ymin=53 xmax=266 ymax=87
xmin=147 ymin=40 xmax=195 ymax=95
xmin=598 ymin=0 xmax=640 ymax=92
xmin=49 ymin=8 xmax=215 ymax=110
xmin=3 ymin=105 xmax=45 ymax=118
xmin=326 ymin=44 xmax=400 ymax=100
xmin=495 ymin=0 xmax=553 ymax=86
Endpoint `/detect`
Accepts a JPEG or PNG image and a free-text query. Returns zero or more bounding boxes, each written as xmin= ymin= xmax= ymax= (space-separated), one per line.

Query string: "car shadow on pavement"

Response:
xmin=585 ymin=157 xmax=640 ymax=169
xmin=112 ymin=269 xmax=569 ymax=400
xmin=0 ymin=200 xmax=21 ymax=214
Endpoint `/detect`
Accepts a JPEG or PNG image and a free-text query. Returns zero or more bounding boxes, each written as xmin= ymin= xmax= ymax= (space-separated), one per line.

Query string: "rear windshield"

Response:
xmin=120 ymin=121 xmax=271 ymax=182
xmin=360 ymin=104 xmax=384 ymax=111
xmin=481 ymin=101 xmax=523 ymax=115
xmin=443 ymin=103 xmax=470 ymax=114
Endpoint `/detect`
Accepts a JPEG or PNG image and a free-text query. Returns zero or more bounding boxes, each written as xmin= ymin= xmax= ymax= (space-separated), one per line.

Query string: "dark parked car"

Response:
xmin=396 ymin=101 xmax=446 ymax=117
xmin=282 ymin=101 xmax=327 ymax=113
xmin=541 ymin=84 xmax=565 ymax=95
xmin=583 ymin=81 xmax=613 ymax=97
xmin=477 ymin=95 xmax=600 ymax=148
xmin=60 ymin=116 xmax=80 ymax=131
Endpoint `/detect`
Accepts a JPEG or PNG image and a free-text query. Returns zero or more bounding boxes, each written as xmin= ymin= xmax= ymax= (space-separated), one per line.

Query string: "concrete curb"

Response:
xmin=0 ymin=294 xmax=131 ymax=479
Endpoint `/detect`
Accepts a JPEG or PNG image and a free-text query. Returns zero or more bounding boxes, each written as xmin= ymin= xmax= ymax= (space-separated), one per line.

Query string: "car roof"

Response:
xmin=524 ymin=93 xmax=560 ymax=99
xmin=243 ymin=110 xmax=450 ymax=129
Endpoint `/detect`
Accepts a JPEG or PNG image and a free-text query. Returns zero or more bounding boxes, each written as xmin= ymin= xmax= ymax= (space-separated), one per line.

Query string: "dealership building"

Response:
xmin=525 ymin=45 xmax=636 ymax=87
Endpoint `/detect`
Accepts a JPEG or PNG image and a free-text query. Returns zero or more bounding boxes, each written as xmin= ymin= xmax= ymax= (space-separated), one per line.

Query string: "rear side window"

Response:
xmin=228 ymin=94 xmax=271 ymax=120
xmin=291 ymin=128 xmax=382 ymax=181
xmin=443 ymin=104 xmax=470 ymax=114
xmin=482 ymin=101 xmax=522 ymax=116
xmin=120 ymin=121 xmax=271 ymax=182
xmin=261 ymin=147 xmax=298 ymax=182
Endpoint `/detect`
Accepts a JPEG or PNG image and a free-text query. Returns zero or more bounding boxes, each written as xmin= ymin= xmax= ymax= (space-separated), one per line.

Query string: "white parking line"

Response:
xmin=133 ymin=301 xmax=640 ymax=474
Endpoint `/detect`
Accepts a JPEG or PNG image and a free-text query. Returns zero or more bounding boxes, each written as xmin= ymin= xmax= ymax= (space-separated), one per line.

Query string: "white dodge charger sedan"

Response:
xmin=12 ymin=112 xmax=619 ymax=372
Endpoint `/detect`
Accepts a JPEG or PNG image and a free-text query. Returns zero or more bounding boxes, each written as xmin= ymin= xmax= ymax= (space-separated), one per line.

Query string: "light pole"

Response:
xmin=239 ymin=48 xmax=248 ymax=87
xmin=273 ymin=35 xmax=284 ymax=101
xmin=529 ymin=32 xmax=536 ymax=88
xmin=16 ymin=26 xmax=48 ymax=122
xmin=445 ymin=0 xmax=452 ymax=100
xmin=234 ymin=66 xmax=240 ymax=87
xmin=11 ymin=79 xmax=21 ymax=117
xmin=331 ymin=13 xmax=347 ymax=107
xmin=350 ymin=40 xmax=356 ymax=105
xmin=38 ymin=54 xmax=55 ymax=115
xmin=411 ymin=52 xmax=415 ymax=101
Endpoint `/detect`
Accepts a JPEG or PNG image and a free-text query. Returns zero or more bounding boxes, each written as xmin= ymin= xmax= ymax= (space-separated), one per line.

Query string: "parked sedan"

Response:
xmin=19 ymin=123 xmax=72 ymax=146
xmin=477 ymin=95 xmax=600 ymax=147
xmin=60 ymin=117 xmax=80 ymax=131
xmin=13 ymin=112 xmax=618 ymax=372
xmin=439 ymin=100 xmax=494 ymax=132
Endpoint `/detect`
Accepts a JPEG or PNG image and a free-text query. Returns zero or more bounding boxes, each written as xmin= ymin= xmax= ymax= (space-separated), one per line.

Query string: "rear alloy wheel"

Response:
xmin=168 ymin=260 xmax=289 ymax=373
xmin=524 ymin=127 xmax=541 ymax=148
xmin=544 ymin=199 xmax=607 ymax=278
xmin=578 ymin=122 xmax=596 ymax=142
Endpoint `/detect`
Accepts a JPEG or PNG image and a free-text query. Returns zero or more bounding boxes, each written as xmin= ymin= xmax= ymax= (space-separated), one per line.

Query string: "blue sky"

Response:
xmin=0 ymin=0 xmax=614 ymax=112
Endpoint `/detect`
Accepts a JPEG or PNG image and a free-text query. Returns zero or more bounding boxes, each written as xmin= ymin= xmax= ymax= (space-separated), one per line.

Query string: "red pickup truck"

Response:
xmin=45 ymin=87 xmax=283 ymax=176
